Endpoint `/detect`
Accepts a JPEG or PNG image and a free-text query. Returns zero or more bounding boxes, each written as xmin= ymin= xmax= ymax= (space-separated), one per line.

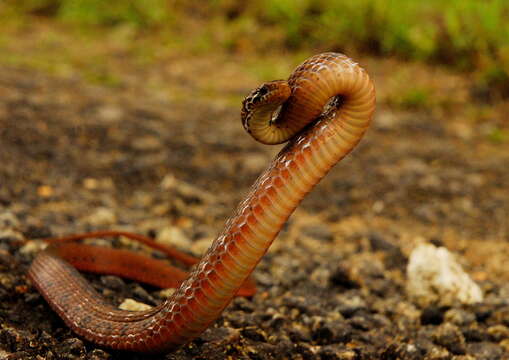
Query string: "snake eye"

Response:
xmin=250 ymin=86 xmax=269 ymax=104
xmin=257 ymin=86 xmax=269 ymax=97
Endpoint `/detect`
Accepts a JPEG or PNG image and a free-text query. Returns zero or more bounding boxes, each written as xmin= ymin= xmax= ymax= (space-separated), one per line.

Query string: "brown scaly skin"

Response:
xmin=28 ymin=52 xmax=376 ymax=353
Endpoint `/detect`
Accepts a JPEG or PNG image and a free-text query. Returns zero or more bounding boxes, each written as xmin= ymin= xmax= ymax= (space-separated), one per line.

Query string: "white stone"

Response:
xmin=97 ymin=105 xmax=123 ymax=123
xmin=158 ymin=288 xmax=176 ymax=299
xmin=85 ymin=207 xmax=117 ymax=227
xmin=406 ymin=243 xmax=483 ymax=307
xmin=19 ymin=240 xmax=47 ymax=254
xmin=157 ymin=226 xmax=191 ymax=250
xmin=191 ymin=237 xmax=214 ymax=256
xmin=118 ymin=298 xmax=152 ymax=311
xmin=0 ymin=211 xmax=20 ymax=230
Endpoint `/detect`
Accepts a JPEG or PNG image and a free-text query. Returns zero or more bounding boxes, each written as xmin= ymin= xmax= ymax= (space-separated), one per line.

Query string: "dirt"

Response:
xmin=1 ymin=27 xmax=509 ymax=360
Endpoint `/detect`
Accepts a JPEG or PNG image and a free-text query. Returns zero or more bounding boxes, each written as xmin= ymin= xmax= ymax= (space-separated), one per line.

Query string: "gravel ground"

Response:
xmin=0 ymin=54 xmax=509 ymax=360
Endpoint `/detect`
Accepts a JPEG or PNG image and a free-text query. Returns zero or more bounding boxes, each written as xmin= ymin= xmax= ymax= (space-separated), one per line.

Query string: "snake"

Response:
xmin=28 ymin=52 xmax=376 ymax=353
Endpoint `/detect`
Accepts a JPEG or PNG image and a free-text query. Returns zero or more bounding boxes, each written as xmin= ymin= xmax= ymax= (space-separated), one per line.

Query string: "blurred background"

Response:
xmin=2 ymin=0 xmax=509 ymax=99
xmin=1 ymin=1 xmax=509 ymax=359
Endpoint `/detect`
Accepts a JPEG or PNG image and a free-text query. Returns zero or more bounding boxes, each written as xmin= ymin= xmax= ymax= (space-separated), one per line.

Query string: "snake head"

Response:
xmin=241 ymin=80 xmax=291 ymax=134
xmin=241 ymin=83 xmax=275 ymax=115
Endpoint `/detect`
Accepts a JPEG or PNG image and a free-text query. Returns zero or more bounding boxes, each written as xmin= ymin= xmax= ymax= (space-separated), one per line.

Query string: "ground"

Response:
xmin=0 ymin=23 xmax=509 ymax=360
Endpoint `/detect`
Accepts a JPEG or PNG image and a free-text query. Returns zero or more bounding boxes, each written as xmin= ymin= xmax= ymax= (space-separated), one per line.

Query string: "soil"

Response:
xmin=0 ymin=26 xmax=509 ymax=360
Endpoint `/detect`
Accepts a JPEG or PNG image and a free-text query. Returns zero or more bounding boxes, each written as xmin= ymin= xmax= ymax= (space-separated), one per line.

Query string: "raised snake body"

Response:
xmin=28 ymin=52 xmax=376 ymax=353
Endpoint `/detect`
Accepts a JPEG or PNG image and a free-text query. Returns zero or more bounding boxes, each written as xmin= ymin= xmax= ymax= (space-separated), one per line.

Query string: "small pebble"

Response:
xmin=294 ymin=343 xmax=316 ymax=359
xmin=85 ymin=207 xmax=117 ymax=227
xmin=199 ymin=327 xmax=240 ymax=345
xmin=37 ymin=185 xmax=53 ymax=197
xmin=487 ymin=324 xmax=509 ymax=342
xmin=100 ymin=275 xmax=125 ymax=291
xmin=22 ymin=225 xmax=52 ymax=239
xmin=406 ymin=243 xmax=483 ymax=307
xmin=55 ymin=338 xmax=85 ymax=356
xmin=421 ymin=306 xmax=444 ymax=325
xmin=336 ymin=296 xmax=367 ymax=318
xmin=232 ymin=297 xmax=255 ymax=312
xmin=157 ymin=288 xmax=176 ymax=299
xmin=0 ymin=211 xmax=20 ymax=230
xmin=267 ymin=313 xmax=286 ymax=330
xmin=19 ymin=240 xmax=47 ymax=254
xmin=473 ymin=304 xmax=492 ymax=323
xmin=349 ymin=315 xmax=372 ymax=331
xmin=383 ymin=247 xmax=408 ymax=270
xmin=242 ymin=153 xmax=267 ymax=173
xmin=157 ymin=225 xmax=191 ymax=250
xmin=329 ymin=264 xmax=359 ymax=289
xmin=97 ymin=105 xmax=123 ymax=122
xmin=130 ymin=284 xmax=156 ymax=304
xmin=311 ymin=319 xmax=352 ymax=344
xmin=432 ymin=323 xmax=466 ymax=355
xmin=444 ymin=308 xmax=476 ymax=326
xmin=131 ymin=136 xmax=163 ymax=151
xmin=381 ymin=343 xmax=421 ymax=360
xmin=466 ymin=342 xmax=505 ymax=360
xmin=500 ymin=339 xmax=509 ymax=353
xmin=227 ymin=310 xmax=254 ymax=328
xmin=88 ymin=348 xmax=111 ymax=359
xmin=118 ymin=298 xmax=152 ymax=311
xmin=462 ymin=326 xmax=487 ymax=342
xmin=491 ymin=306 xmax=509 ymax=327
xmin=288 ymin=324 xmax=312 ymax=343
xmin=368 ymin=232 xmax=396 ymax=251
xmin=241 ymin=327 xmax=267 ymax=342
xmin=301 ymin=224 xmax=333 ymax=242
xmin=191 ymin=236 xmax=214 ymax=255
xmin=318 ymin=345 xmax=357 ymax=360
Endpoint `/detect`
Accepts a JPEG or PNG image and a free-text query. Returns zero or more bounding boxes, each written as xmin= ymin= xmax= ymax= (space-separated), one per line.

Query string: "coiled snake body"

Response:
xmin=28 ymin=53 xmax=376 ymax=353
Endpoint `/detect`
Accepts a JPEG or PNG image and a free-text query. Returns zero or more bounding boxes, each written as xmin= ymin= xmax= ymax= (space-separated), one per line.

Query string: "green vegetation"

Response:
xmin=391 ymin=88 xmax=432 ymax=110
xmin=237 ymin=0 xmax=509 ymax=97
xmin=2 ymin=0 xmax=509 ymax=96
xmin=3 ymin=0 xmax=172 ymax=27
xmin=488 ymin=127 xmax=509 ymax=144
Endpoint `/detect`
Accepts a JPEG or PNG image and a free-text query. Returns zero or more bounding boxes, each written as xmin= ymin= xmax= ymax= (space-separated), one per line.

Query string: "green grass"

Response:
xmin=392 ymin=88 xmax=432 ymax=110
xmin=3 ymin=0 xmax=172 ymax=27
xmin=488 ymin=128 xmax=509 ymax=144
xmin=2 ymin=0 xmax=509 ymax=96
xmin=246 ymin=0 xmax=509 ymax=63
xmin=223 ymin=0 xmax=509 ymax=97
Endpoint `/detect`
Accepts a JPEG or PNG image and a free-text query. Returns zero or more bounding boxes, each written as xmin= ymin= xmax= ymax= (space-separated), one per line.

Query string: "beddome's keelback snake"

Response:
xmin=28 ymin=52 xmax=376 ymax=353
